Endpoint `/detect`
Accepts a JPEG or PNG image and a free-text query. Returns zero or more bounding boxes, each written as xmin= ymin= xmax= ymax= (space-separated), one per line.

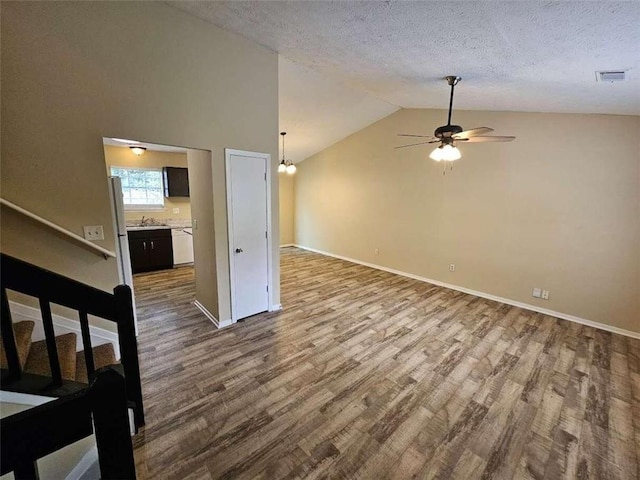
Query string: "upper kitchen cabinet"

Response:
xmin=163 ymin=167 xmax=190 ymax=197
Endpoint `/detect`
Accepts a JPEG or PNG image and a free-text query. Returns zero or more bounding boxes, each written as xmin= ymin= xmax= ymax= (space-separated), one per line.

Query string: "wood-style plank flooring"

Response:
xmin=132 ymin=247 xmax=639 ymax=479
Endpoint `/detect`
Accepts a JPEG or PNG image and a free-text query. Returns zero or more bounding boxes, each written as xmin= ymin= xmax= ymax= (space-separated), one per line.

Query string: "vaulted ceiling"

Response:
xmin=169 ymin=1 xmax=640 ymax=162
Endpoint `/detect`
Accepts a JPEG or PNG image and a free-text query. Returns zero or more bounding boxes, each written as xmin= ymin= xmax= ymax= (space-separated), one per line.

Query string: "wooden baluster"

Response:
xmin=91 ymin=367 xmax=137 ymax=479
xmin=39 ymin=298 xmax=62 ymax=385
xmin=1 ymin=287 xmax=22 ymax=381
xmin=14 ymin=461 xmax=39 ymax=480
xmin=78 ymin=310 xmax=95 ymax=376
xmin=114 ymin=285 xmax=145 ymax=428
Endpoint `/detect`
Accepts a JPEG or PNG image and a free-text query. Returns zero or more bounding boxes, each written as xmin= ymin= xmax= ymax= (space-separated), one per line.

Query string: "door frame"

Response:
xmin=225 ymin=148 xmax=274 ymax=323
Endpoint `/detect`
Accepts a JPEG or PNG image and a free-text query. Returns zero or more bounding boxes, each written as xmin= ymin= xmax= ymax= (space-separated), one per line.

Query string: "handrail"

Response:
xmin=0 ymin=198 xmax=116 ymax=259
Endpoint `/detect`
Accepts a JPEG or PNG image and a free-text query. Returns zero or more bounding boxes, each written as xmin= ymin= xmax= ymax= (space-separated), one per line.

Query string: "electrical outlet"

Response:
xmin=173 ymin=207 xmax=180 ymax=214
xmin=192 ymin=219 xmax=198 ymax=230
xmin=449 ymin=264 xmax=455 ymax=272
xmin=532 ymin=288 xmax=542 ymax=298
xmin=83 ymin=225 xmax=104 ymax=241
xmin=541 ymin=290 xmax=550 ymax=300
xmin=374 ymin=249 xmax=379 ymax=255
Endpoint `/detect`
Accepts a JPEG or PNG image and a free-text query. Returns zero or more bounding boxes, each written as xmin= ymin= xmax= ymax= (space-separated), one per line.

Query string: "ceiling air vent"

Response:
xmin=595 ymin=70 xmax=628 ymax=83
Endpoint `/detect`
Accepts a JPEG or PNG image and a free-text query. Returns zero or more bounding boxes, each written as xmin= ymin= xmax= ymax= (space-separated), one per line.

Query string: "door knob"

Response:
xmin=235 ymin=248 xmax=243 ymax=253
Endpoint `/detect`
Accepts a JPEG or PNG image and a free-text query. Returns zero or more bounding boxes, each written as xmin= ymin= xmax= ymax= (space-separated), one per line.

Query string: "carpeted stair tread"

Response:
xmin=75 ymin=343 xmax=117 ymax=384
xmin=1 ymin=320 xmax=36 ymax=369
xmin=23 ymin=333 xmax=78 ymax=381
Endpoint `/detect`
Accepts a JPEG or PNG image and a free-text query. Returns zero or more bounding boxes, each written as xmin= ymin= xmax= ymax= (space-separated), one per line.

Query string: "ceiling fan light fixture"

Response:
xmin=441 ymin=144 xmax=461 ymax=161
xmin=429 ymin=146 xmax=444 ymax=161
xmin=430 ymin=144 xmax=461 ymax=161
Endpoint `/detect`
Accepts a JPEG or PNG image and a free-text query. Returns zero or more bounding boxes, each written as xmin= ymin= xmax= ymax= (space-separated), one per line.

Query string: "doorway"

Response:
xmin=103 ymin=138 xmax=197 ymax=331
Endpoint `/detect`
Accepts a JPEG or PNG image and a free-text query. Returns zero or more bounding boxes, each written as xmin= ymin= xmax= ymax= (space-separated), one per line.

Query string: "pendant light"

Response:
xmin=279 ymin=132 xmax=296 ymax=175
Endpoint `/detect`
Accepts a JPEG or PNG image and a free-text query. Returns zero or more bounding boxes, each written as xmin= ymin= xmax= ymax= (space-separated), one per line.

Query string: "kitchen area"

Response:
xmin=104 ymin=139 xmax=194 ymax=276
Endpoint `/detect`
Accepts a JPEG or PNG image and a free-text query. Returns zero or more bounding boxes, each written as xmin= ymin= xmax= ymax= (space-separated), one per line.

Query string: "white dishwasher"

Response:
xmin=171 ymin=228 xmax=194 ymax=265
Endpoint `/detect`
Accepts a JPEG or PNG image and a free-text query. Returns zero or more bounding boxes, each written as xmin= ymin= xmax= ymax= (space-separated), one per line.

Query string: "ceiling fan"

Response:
xmin=396 ymin=76 xmax=515 ymax=162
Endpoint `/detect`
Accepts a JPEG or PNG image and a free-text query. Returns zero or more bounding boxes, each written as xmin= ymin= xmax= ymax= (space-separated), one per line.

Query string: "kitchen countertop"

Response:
xmin=126 ymin=224 xmax=192 ymax=232
xmin=126 ymin=225 xmax=172 ymax=231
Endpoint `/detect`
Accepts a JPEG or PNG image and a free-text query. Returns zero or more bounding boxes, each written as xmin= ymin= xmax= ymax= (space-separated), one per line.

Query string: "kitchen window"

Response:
xmin=110 ymin=166 xmax=164 ymax=210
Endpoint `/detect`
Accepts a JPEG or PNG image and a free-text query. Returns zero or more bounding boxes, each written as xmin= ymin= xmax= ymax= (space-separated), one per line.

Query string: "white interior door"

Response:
xmin=227 ymin=150 xmax=270 ymax=321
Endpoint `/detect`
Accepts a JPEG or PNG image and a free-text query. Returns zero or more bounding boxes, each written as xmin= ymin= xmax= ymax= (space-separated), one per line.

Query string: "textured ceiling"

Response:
xmin=168 ymin=1 xmax=639 ymax=160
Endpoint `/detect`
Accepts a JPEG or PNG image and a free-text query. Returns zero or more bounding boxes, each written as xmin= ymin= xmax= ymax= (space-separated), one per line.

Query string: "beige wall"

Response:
xmin=1 ymin=2 xmax=280 ymax=322
xmin=187 ymin=149 xmax=219 ymax=319
xmin=103 ymin=145 xmax=191 ymax=222
xmin=279 ymin=173 xmax=295 ymax=245
xmin=295 ymin=108 xmax=640 ymax=333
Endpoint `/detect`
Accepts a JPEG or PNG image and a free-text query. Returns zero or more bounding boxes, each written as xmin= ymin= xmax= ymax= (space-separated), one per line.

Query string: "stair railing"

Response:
xmin=0 ymin=198 xmax=116 ymax=259
xmin=1 ymin=366 xmax=137 ymax=480
xmin=0 ymin=253 xmax=145 ymax=429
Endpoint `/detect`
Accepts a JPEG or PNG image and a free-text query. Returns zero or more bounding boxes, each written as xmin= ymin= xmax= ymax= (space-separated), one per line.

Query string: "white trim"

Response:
xmin=65 ymin=446 xmax=98 ymax=480
xmin=294 ymin=245 xmax=640 ymax=339
xmin=0 ymin=198 xmax=116 ymax=259
xmin=0 ymin=390 xmax=55 ymax=407
xmin=225 ymin=149 xmax=273 ymax=323
xmin=8 ymin=301 xmax=121 ymax=357
xmin=194 ymin=300 xmax=234 ymax=329
xmin=280 ymin=244 xmax=295 ymax=248
xmin=269 ymin=304 xmax=282 ymax=312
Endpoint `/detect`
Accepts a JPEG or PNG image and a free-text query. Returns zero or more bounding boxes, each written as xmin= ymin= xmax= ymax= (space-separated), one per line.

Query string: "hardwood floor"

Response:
xmin=132 ymin=247 xmax=639 ymax=480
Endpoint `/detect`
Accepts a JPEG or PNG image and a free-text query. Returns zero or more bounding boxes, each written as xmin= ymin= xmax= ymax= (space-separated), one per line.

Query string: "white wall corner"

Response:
xmin=194 ymin=300 xmax=234 ymax=329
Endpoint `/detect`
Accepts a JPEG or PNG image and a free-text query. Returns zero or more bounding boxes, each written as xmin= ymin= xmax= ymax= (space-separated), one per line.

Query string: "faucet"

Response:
xmin=140 ymin=216 xmax=147 ymax=226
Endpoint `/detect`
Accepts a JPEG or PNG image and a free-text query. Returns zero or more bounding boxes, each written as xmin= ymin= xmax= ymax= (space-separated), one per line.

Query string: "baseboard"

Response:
xmin=194 ymin=300 xmax=234 ymax=329
xmin=280 ymin=244 xmax=295 ymax=248
xmin=294 ymin=245 xmax=640 ymax=339
xmin=270 ymin=304 xmax=283 ymax=312
xmin=8 ymin=301 xmax=121 ymax=358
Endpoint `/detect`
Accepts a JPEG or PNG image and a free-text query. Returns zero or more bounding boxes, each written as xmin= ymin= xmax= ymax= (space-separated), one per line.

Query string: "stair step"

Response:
xmin=0 ymin=320 xmax=35 ymax=369
xmin=75 ymin=343 xmax=117 ymax=384
xmin=23 ymin=333 xmax=78 ymax=381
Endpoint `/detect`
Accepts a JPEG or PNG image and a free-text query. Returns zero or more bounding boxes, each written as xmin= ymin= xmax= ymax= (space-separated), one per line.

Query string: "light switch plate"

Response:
xmin=532 ymin=288 xmax=542 ymax=298
xmin=83 ymin=225 xmax=104 ymax=241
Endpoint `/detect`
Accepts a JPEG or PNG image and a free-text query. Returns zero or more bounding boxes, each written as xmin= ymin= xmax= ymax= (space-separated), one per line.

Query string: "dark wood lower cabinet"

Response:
xmin=128 ymin=229 xmax=173 ymax=274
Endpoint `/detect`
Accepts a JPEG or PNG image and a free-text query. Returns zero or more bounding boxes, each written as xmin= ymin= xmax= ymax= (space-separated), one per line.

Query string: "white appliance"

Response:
xmin=172 ymin=227 xmax=194 ymax=265
xmin=108 ymin=176 xmax=138 ymax=335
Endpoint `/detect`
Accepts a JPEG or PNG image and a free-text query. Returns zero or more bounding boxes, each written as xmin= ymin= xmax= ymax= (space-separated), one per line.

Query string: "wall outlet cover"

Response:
xmin=449 ymin=264 xmax=455 ymax=272
xmin=542 ymin=290 xmax=550 ymax=300
xmin=83 ymin=225 xmax=104 ymax=241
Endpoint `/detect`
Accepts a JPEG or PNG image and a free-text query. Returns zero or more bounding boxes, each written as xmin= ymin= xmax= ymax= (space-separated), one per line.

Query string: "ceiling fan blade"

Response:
xmin=452 ymin=127 xmax=494 ymax=139
xmin=395 ymin=141 xmax=437 ymax=149
xmin=397 ymin=134 xmax=434 ymax=138
xmin=459 ymin=136 xmax=515 ymax=143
